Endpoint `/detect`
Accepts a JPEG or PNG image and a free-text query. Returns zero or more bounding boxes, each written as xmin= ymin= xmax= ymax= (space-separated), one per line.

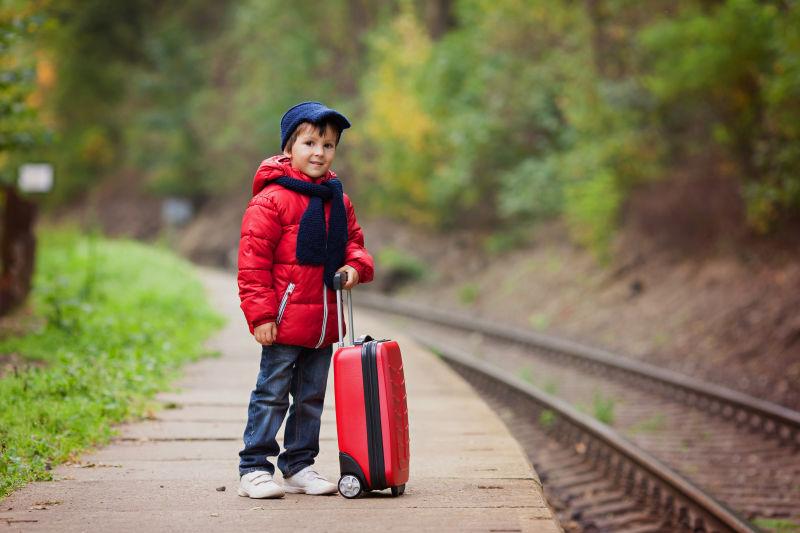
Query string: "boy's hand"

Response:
xmin=254 ymin=322 xmax=277 ymax=345
xmin=336 ymin=265 xmax=359 ymax=290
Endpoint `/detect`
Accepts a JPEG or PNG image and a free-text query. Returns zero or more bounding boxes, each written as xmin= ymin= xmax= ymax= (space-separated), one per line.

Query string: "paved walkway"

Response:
xmin=2 ymin=268 xmax=559 ymax=532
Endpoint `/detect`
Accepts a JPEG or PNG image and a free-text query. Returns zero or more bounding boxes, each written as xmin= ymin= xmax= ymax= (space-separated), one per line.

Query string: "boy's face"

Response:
xmin=283 ymin=123 xmax=338 ymax=179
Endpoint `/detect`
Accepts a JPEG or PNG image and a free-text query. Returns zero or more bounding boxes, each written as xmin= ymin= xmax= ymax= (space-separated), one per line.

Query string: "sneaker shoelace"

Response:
xmin=300 ymin=469 xmax=325 ymax=481
xmin=250 ymin=472 xmax=273 ymax=485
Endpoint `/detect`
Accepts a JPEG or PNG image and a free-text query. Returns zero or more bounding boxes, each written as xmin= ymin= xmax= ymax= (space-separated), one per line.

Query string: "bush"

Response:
xmin=498 ymin=156 xmax=564 ymax=220
xmin=563 ymin=170 xmax=622 ymax=261
xmin=375 ymin=246 xmax=426 ymax=291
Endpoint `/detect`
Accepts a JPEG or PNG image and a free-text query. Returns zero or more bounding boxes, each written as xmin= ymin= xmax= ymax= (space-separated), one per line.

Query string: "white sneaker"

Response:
xmin=283 ymin=466 xmax=337 ymax=495
xmin=238 ymin=470 xmax=285 ymax=499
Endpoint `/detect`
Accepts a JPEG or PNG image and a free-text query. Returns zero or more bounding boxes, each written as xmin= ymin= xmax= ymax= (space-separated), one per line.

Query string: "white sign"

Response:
xmin=162 ymin=197 xmax=194 ymax=226
xmin=18 ymin=163 xmax=54 ymax=193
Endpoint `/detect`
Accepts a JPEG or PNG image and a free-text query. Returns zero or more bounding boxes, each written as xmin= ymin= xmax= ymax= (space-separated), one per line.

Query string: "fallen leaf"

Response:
xmin=215 ymin=486 xmax=226 ymax=492
xmin=28 ymin=505 xmax=47 ymax=511
xmin=574 ymin=442 xmax=587 ymax=455
xmin=210 ymin=513 xmax=219 ymax=517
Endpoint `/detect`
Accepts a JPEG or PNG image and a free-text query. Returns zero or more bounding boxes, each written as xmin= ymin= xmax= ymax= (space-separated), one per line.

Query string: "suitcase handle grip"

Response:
xmin=334 ymin=272 xmax=355 ymax=347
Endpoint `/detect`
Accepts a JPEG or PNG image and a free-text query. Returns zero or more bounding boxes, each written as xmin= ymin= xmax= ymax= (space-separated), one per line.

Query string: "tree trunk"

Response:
xmin=0 ymin=185 xmax=37 ymax=316
xmin=425 ymin=0 xmax=455 ymax=39
xmin=585 ymin=0 xmax=610 ymax=77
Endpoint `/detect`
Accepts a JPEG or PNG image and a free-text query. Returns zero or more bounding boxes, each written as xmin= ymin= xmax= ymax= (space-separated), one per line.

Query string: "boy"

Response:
xmin=237 ymin=101 xmax=374 ymax=498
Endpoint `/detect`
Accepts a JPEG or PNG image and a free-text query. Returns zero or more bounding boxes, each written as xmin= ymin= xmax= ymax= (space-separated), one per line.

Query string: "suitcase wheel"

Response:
xmin=391 ymin=484 xmax=405 ymax=497
xmin=338 ymin=474 xmax=363 ymax=499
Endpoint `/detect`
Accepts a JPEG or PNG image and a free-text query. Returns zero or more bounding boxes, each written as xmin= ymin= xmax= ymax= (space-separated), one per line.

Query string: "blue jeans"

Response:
xmin=239 ymin=343 xmax=333 ymax=478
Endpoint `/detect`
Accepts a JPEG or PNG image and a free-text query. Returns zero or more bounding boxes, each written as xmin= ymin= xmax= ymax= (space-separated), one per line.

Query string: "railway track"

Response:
xmin=356 ymin=292 xmax=800 ymax=532
xmin=435 ymin=340 xmax=752 ymax=532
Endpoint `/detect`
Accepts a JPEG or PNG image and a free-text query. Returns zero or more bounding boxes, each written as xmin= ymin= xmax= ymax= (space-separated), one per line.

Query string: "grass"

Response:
xmin=538 ymin=409 xmax=557 ymax=428
xmin=375 ymin=246 xmax=426 ymax=286
xmin=482 ymin=229 xmax=530 ymax=256
xmin=752 ymin=518 xmax=800 ymax=532
xmin=0 ymin=231 xmax=224 ymax=498
xmin=629 ymin=413 xmax=666 ymax=434
xmin=592 ymin=391 xmax=616 ymax=425
xmin=528 ymin=312 xmax=550 ymax=330
xmin=458 ymin=283 xmax=479 ymax=305
xmin=517 ymin=366 xmax=534 ymax=383
xmin=543 ymin=380 xmax=559 ymax=395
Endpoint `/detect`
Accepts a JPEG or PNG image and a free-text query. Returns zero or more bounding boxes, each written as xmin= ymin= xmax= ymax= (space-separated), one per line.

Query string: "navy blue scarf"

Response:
xmin=274 ymin=176 xmax=348 ymax=290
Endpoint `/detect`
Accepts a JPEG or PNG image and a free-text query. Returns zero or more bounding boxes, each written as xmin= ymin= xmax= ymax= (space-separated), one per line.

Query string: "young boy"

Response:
xmin=237 ymin=101 xmax=374 ymax=498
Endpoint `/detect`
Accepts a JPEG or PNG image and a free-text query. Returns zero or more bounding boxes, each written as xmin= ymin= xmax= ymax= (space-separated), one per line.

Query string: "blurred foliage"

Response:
xmin=34 ymin=0 xmax=157 ymax=201
xmin=0 ymin=1 xmax=50 ymax=185
xmin=640 ymin=0 xmax=800 ymax=233
xmin=359 ymin=8 xmax=440 ymax=225
xmin=4 ymin=0 xmax=799 ymax=252
xmin=357 ymin=0 xmax=660 ymax=251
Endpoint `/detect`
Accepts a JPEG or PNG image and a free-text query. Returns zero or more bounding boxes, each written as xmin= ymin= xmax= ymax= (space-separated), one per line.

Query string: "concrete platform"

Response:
xmin=0 ymin=268 xmax=560 ymax=532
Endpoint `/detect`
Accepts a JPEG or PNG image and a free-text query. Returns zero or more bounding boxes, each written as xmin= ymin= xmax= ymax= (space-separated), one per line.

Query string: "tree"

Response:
xmin=0 ymin=4 xmax=48 ymax=315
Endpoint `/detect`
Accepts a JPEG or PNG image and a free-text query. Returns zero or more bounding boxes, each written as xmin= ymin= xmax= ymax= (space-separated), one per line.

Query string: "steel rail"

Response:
xmin=358 ymin=291 xmax=800 ymax=445
xmin=423 ymin=337 xmax=757 ymax=533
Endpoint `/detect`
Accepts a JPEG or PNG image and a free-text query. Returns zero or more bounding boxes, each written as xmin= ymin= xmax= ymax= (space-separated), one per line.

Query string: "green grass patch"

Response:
xmin=528 ymin=312 xmax=550 ymax=331
xmin=517 ymin=366 xmax=534 ymax=384
xmin=458 ymin=283 xmax=479 ymax=305
xmin=0 ymin=231 xmax=224 ymax=498
xmin=629 ymin=413 xmax=666 ymax=434
xmin=375 ymin=246 xmax=426 ymax=288
xmin=592 ymin=391 xmax=616 ymax=425
xmin=752 ymin=518 xmax=800 ymax=532
xmin=482 ymin=229 xmax=530 ymax=256
xmin=538 ymin=409 xmax=557 ymax=428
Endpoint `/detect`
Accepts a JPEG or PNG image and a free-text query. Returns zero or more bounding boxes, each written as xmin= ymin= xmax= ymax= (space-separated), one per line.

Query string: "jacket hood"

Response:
xmin=251 ymin=154 xmax=337 ymax=197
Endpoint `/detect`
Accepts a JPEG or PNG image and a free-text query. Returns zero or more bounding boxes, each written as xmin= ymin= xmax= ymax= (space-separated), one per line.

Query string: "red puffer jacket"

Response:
xmin=237 ymin=155 xmax=374 ymax=348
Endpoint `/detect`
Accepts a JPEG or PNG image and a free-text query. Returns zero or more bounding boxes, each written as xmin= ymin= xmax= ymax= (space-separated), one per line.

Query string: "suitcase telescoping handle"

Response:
xmin=333 ymin=272 xmax=355 ymax=348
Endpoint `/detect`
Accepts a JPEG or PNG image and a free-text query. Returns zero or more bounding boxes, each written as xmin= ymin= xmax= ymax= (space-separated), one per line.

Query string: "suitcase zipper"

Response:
xmin=361 ymin=340 xmax=386 ymax=489
xmin=314 ymin=281 xmax=328 ymax=348
xmin=275 ymin=283 xmax=295 ymax=325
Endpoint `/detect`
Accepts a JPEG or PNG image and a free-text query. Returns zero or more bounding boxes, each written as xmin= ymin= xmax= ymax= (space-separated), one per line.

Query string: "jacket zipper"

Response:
xmin=276 ymin=283 xmax=295 ymax=325
xmin=314 ymin=281 xmax=328 ymax=348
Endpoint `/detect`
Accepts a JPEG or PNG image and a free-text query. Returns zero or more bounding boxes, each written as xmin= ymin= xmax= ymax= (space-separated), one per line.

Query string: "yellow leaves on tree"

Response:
xmin=361 ymin=11 xmax=440 ymax=226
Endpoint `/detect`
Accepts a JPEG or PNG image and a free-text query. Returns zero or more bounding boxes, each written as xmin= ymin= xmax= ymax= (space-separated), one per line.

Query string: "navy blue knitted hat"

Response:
xmin=280 ymin=101 xmax=351 ymax=150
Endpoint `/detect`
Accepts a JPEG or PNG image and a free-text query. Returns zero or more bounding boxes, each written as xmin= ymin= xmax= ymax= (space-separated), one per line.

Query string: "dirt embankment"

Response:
xmin=368 ymin=218 xmax=800 ymax=410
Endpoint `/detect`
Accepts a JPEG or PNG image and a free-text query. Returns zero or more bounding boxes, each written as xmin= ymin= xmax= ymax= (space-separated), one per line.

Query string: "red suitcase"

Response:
xmin=332 ymin=273 xmax=410 ymax=498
